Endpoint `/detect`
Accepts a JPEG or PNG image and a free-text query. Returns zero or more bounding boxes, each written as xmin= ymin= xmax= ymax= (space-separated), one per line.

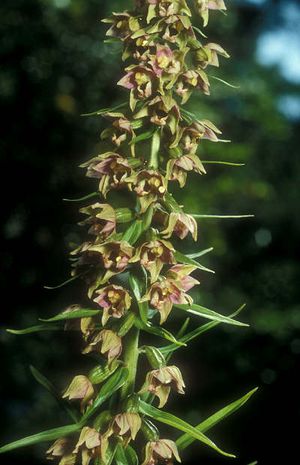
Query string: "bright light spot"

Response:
xmin=255 ymin=228 xmax=272 ymax=247
xmin=53 ymin=0 xmax=71 ymax=8
xmin=277 ymin=95 xmax=300 ymax=121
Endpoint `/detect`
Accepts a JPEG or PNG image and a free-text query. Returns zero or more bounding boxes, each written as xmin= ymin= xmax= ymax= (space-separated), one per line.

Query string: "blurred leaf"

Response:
xmin=176 ymin=387 xmax=258 ymax=450
xmin=138 ymin=401 xmax=235 ymax=458
xmin=129 ymin=274 xmax=148 ymax=324
xmin=115 ymin=443 xmax=138 ymax=465
xmin=187 ymin=247 xmax=214 ymax=259
xmin=6 ymin=324 xmax=61 ymax=335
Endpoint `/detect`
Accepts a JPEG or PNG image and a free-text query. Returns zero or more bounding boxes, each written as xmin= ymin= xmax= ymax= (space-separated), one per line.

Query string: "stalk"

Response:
xmin=120 ymin=327 xmax=140 ymax=400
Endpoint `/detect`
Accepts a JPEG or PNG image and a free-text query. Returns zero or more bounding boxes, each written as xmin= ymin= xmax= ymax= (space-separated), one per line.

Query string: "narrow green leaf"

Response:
xmin=187 ymin=247 xmax=214 ymax=259
xmin=0 ymin=424 xmax=80 ymax=454
xmin=209 ymin=75 xmax=240 ymax=89
xmin=202 ymin=160 xmax=245 ymax=166
xmin=123 ymin=220 xmax=144 ymax=244
xmin=174 ymin=303 xmax=248 ymax=327
xmin=63 ymin=192 xmax=98 ymax=202
xmin=115 ymin=444 xmax=138 ymax=465
xmin=81 ymin=367 xmax=129 ymax=422
xmin=247 ymin=461 xmax=258 ymax=465
xmin=176 ymin=387 xmax=258 ymax=450
xmin=139 ymin=401 xmax=235 ymax=458
xmin=150 ymin=130 xmax=160 ymax=169
xmin=143 ymin=346 xmax=166 ymax=369
xmin=129 ymin=128 xmax=155 ymax=145
xmin=30 ymin=366 xmax=79 ymax=422
xmin=6 ymin=324 xmax=61 ymax=335
xmin=44 ymin=273 xmax=82 ymax=290
xmin=160 ymin=304 xmax=246 ymax=356
xmin=192 ymin=214 xmax=254 ymax=219
xmin=81 ymin=102 xmax=127 ymax=117
xmin=136 ymin=319 xmax=185 ymax=347
xmin=174 ymin=250 xmax=215 ymax=274
xmin=129 ymin=274 xmax=148 ymax=324
xmin=40 ymin=308 xmax=100 ymax=323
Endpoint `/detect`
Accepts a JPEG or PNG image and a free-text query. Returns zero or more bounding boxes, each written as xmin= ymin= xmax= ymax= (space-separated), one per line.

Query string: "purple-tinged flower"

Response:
xmin=93 ymin=284 xmax=132 ymax=325
xmin=62 ymin=375 xmax=94 ymax=412
xmin=83 ymin=329 xmax=122 ymax=363
xmin=81 ymin=152 xmax=132 ymax=197
xmin=142 ymin=264 xmax=199 ymax=323
xmin=140 ymin=366 xmax=185 ymax=407
xmin=100 ymin=112 xmax=134 ymax=149
xmin=166 ymin=154 xmax=206 ymax=187
xmin=161 ymin=212 xmax=198 ymax=241
xmin=130 ymin=240 xmax=176 ymax=282
xmin=127 ymin=170 xmax=167 ymax=212
xmin=176 ymin=69 xmax=210 ymax=103
xmin=79 ymin=203 xmax=116 ymax=239
xmin=195 ymin=0 xmax=227 ymax=27
xmin=118 ymin=65 xmax=156 ymax=110
xmin=149 ymin=44 xmax=181 ymax=77
xmin=88 ymin=240 xmax=133 ymax=277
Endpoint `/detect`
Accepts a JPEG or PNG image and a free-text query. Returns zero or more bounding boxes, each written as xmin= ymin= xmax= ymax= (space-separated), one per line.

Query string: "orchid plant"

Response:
xmin=1 ymin=1 xmax=257 ymax=464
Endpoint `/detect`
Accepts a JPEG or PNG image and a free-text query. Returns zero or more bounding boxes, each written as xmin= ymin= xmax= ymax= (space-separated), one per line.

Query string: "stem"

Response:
xmin=120 ymin=326 xmax=140 ymax=400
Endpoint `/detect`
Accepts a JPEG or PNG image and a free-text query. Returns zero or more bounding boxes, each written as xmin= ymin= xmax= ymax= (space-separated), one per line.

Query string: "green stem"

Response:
xmin=120 ymin=326 xmax=140 ymax=400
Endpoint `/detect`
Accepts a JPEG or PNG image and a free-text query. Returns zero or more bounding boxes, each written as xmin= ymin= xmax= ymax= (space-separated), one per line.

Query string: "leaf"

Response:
xmin=174 ymin=250 xmax=215 ymax=274
xmin=143 ymin=346 xmax=166 ymax=369
xmin=30 ymin=366 xmax=79 ymax=422
xmin=129 ymin=128 xmax=155 ymax=145
xmin=63 ymin=192 xmax=98 ymax=202
xmin=160 ymin=304 xmax=246 ymax=356
xmin=81 ymin=367 xmax=129 ymax=422
xmin=176 ymin=387 xmax=258 ymax=450
xmin=40 ymin=308 xmax=101 ymax=323
xmin=135 ymin=319 xmax=185 ymax=347
xmin=150 ymin=130 xmax=161 ymax=169
xmin=123 ymin=220 xmax=144 ymax=244
xmin=6 ymin=324 xmax=61 ymax=335
xmin=129 ymin=274 xmax=148 ymax=324
xmin=0 ymin=424 xmax=80 ymax=454
xmin=202 ymin=160 xmax=245 ymax=166
xmin=209 ymin=75 xmax=240 ymax=89
xmin=139 ymin=401 xmax=235 ymax=458
xmin=44 ymin=273 xmax=84 ymax=290
xmin=174 ymin=303 xmax=248 ymax=327
xmin=192 ymin=214 xmax=254 ymax=219
xmin=187 ymin=247 xmax=214 ymax=259
xmin=115 ymin=444 xmax=138 ymax=465
xmin=81 ymin=102 xmax=127 ymax=117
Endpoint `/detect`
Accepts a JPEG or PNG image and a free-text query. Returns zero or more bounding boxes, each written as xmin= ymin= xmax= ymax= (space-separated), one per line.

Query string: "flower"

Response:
xmin=79 ymin=203 xmax=116 ymax=239
xmin=175 ymin=69 xmax=210 ymax=103
xmin=62 ymin=375 xmax=94 ymax=412
xmin=102 ymin=12 xmax=140 ymax=40
xmin=127 ymin=170 xmax=167 ymax=212
xmin=142 ymin=439 xmax=181 ymax=465
xmin=93 ymin=284 xmax=132 ymax=325
xmin=140 ymin=366 xmax=185 ymax=407
xmin=166 ymin=154 xmax=206 ymax=187
xmin=73 ymin=427 xmax=108 ymax=465
xmin=81 ymin=152 xmax=132 ymax=197
xmin=118 ymin=65 xmax=156 ymax=110
xmin=100 ymin=112 xmax=134 ymax=149
xmin=83 ymin=329 xmax=122 ymax=362
xmin=161 ymin=212 xmax=198 ymax=241
xmin=149 ymin=44 xmax=181 ymax=78
xmin=196 ymin=42 xmax=229 ymax=68
xmin=46 ymin=438 xmax=76 ymax=465
xmin=142 ymin=264 xmax=199 ymax=323
xmin=179 ymin=120 xmax=222 ymax=155
xmin=195 ymin=0 xmax=227 ymax=27
xmin=106 ymin=413 xmax=142 ymax=446
xmin=130 ymin=240 xmax=175 ymax=282
xmin=87 ymin=240 xmax=134 ymax=282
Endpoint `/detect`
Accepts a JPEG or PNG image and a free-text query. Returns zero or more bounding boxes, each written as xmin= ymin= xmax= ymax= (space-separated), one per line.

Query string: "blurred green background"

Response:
xmin=1 ymin=0 xmax=299 ymax=464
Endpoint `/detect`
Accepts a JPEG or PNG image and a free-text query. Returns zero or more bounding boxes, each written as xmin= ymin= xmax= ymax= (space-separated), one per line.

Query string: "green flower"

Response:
xmin=83 ymin=329 xmax=122 ymax=363
xmin=73 ymin=427 xmax=109 ymax=465
xmin=127 ymin=170 xmax=167 ymax=212
xmin=194 ymin=0 xmax=227 ymax=27
xmin=93 ymin=284 xmax=132 ymax=325
xmin=106 ymin=413 xmax=142 ymax=446
xmin=46 ymin=438 xmax=76 ymax=465
xmin=62 ymin=375 xmax=94 ymax=412
xmin=130 ymin=239 xmax=175 ymax=282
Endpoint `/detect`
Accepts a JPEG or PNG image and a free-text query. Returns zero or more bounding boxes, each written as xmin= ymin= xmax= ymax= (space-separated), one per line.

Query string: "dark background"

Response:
xmin=1 ymin=0 xmax=299 ymax=464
